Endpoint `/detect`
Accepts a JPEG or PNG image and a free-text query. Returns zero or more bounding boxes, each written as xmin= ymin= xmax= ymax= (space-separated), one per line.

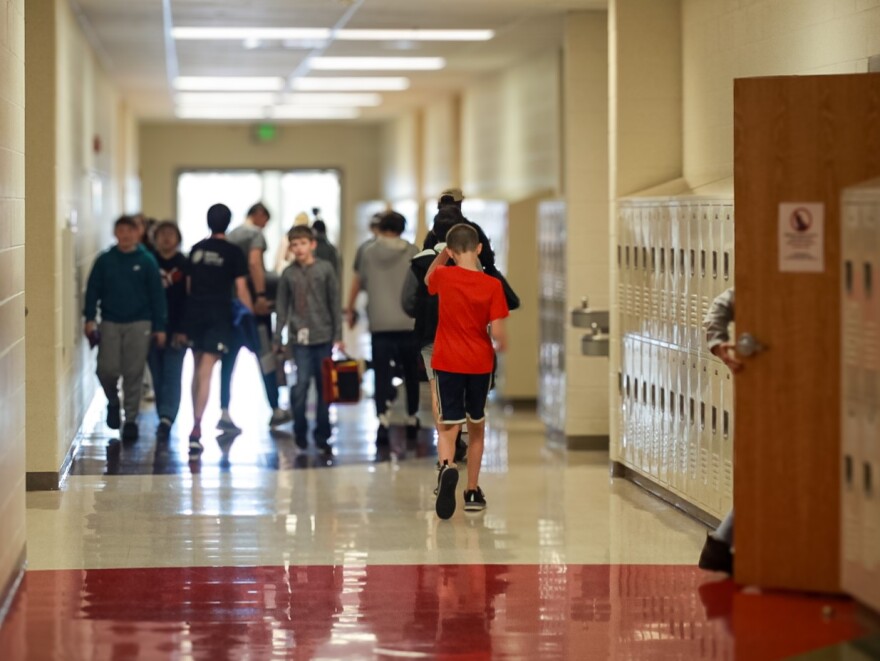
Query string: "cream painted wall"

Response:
xmin=0 ymin=0 xmax=26 ymax=599
xmin=422 ymin=96 xmax=459 ymax=201
xmin=25 ymin=0 xmax=139 ymax=485
xmin=461 ymin=50 xmax=562 ymax=200
xmin=683 ymin=0 xmax=880 ymax=190
xmin=139 ymin=121 xmax=383 ymax=294
xmin=563 ymin=11 xmax=610 ymax=439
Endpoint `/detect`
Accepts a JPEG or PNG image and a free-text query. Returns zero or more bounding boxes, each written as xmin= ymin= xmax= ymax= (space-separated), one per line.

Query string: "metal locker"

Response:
xmin=710 ymin=204 xmax=725 ymax=301
xmin=619 ymin=204 xmax=632 ymax=337
xmin=657 ymin=344 xmax=672 ymax=487
xmin=695 ymin=355 xmax=711 ymax=508
xmin=698 ymin=205 xmax=713 ymax=353
xmin=708 ymin=360 xmax=724 ymax=514
xmin=687 ymin=204 xmax=702 ymax=353
xmin=669 ymin=202 xmax=683 ymax=348
xmin=721 ymin=367 xmax=734 ymax=514
xmin=661 ymin=204 xmax=674 ymax=345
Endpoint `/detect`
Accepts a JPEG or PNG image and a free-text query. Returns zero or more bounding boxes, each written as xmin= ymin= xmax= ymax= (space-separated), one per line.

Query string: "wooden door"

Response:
xmin=734 ymin=74 xmax=880 ymax=593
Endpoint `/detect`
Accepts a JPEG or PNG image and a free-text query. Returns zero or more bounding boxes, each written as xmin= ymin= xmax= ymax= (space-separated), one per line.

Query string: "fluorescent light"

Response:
xmin=173 ymin=76 xmax=285 ymax=91
xmin=173 ymin=27 xmax=494 ymax=42
xmin=175 ymin=92 xmax=278 ymax=106
xmin=174 ymin=27 xmax=330 ymax=40
xmin=175 ymin=106 xmax=361 ymax=120
xmin=310 ymin=57 xmax=445 ymax=71
xmin=291 ymin=77 xmax=410 ymax=91
xmin=336 ymin=29 xmax=494 ymax=41
xmin=272 ymin=107 xmax=360 ymax=120
xmin=174 ymin=92 xmax=380 ymax=107
xmin=283 ymin=92 xmax=380 ymax=106
xmin=176 ymin=107 xmax=267 ymax=119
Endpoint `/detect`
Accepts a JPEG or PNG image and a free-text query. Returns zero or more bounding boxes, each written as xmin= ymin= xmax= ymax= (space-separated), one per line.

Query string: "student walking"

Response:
xmin=185 ymin=204 xmax=252 ymax=455
xmin=425 ymin=223 xmax=509 ymax=520
xmin=147 ymin=221 xmax=189 ymax=442
xmin=402 ymin=207 xmax=469 ymax=462
xmin=274 ymin=225 xmax=343 ymax=452
xmin=83 ymin=215 xmax=167 ymax=442
xmin=222 ymin=202 xmax=290 ymax=430
xmin=346 ymin=211 xmax=421 ymax=445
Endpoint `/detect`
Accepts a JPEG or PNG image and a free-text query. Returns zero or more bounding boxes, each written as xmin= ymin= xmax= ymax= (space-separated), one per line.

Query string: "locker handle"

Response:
xmin=711 ymin=405 xmax=717 ymax=435
xmin=712 ymin=251 xmax=718 ymax=279
xmin=690 ymin=250 xmax=696 ymax=276
xmin=865 ymin=262 xmax=873 ymax=297
xmin=845 ymin=260 xmax=853 ymax=293
xmin=845 ymin=455 xmax=853 ymax=486
xmin=700 ymin=402 xmax=706 ymax=430
xmin=626 ymin=246 xmax=630 ymax=268
xmin=700 ymin=250 xmax=706 ymax=278
xmin=865 ymin=462 xmax=873 ymax=497
xmin=642 ymin=247 xmax=648 ymax=271
xmin=723 ymin=410 xmax=730 ymax=439
xmin=651 ymin=247 xmax=656 ymax=272
xmin=723 ymin=252 xmax=730 ymax=281
xmin=670 ymin=248 xmax=675 ymax=275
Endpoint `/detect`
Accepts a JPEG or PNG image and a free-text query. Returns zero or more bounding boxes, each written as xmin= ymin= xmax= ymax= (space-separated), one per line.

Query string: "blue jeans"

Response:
xmin=291 ymin=343 xmax=333 ymax=444
xmin=147 ymin=345 xmax=187 ymax=423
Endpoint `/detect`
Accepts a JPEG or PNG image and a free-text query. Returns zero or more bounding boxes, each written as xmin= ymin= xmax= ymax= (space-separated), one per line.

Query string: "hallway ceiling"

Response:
xmin=73 ymin=0 xmax=607 ymax=122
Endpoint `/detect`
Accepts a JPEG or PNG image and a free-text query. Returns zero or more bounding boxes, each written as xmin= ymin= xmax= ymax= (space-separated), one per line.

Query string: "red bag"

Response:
xmin=321 ymin=355 xmax=361 ymax=404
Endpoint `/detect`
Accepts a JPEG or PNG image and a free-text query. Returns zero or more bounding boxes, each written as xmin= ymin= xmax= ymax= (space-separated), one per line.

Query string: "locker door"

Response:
xmin=687 ymin=203 xmax=701 ymax=352
xmin=658 ymin=345 xmax=672 ymax=487
xmin=721 ymin=366 xmax=734 ymax=514
xmin=670 ymin=203 xmax=684 ymax=348
xmin=687 ymin=352 xmax=701 ymax=500
xmin=841 ymin=195 xmax=864 ymax=597
xmin=698 ymin=204 xmax=713 ymax=350
xmin=709 ymin=362 xmax=724 ymax=514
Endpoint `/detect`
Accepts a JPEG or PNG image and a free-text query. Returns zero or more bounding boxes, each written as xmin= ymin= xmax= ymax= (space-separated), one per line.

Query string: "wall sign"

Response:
xmin=779 ymin=202 xmax=825 ymax=273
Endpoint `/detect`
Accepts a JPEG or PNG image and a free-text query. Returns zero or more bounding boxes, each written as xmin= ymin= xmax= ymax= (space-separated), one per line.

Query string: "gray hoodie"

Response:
xmin=359 ymin=235 xmax=419 ymax=332
xmin=704 ymin=288 xmax=735 ymax=350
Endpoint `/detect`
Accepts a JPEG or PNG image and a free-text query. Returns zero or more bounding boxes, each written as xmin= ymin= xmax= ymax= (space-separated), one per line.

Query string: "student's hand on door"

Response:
xmin=712 ymin=342 xmax=744 ymax=373
xmin=83 ymin=321 xmax=97 ymax=337
xmin=153 ymin=332 xmax=167 ymax=349
xmin=172 ymin=333 xmax=187 ymax=349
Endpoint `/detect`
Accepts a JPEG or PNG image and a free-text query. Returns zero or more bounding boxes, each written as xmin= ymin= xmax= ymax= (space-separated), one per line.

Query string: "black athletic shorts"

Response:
xmin=434 ymin=370 xmax=492 ymax=424
xmin=186 ymin=315 xmax=232 ymax=355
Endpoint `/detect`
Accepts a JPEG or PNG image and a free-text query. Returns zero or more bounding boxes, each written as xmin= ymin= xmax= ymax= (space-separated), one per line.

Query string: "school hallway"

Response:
xmin=0 ymin=358 xmax=866 ymax=659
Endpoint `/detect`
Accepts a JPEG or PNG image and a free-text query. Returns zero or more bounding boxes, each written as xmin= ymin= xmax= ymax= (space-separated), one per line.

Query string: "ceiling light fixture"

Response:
xmin=173 ymin=27 xmax=494 ymax=42
xmin=290 ymin=77 xmax=410 ymax=91
xmin=310 ymin=57 xmax=445 ymax=71
xmin=174 ymin=76 xmax=285 ymax=91
xmin=175 ymin=106 xmax=362 ymax=120
xmin=175 ymin=92 xmax=381 ymax=107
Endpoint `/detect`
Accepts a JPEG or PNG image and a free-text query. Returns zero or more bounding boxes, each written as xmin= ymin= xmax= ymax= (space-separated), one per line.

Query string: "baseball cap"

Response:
xmin=438 ymin=188 xmax=465 ymax=205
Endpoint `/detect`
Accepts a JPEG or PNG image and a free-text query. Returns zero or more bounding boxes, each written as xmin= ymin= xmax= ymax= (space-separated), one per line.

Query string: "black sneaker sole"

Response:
xmin=435 ymin=468 xmax=459 ymax=520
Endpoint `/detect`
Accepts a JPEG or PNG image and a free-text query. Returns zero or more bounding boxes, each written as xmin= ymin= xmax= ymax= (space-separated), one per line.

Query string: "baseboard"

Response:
xmin=610 ymin=460 xmax=721 ymax=529
xmin=566 ymin=435 xmax=609 ymax=451
xmin=0 ymin=547 xmax=26 ymax=626
xmin=26 ymin=391 xmax=98 ymax=491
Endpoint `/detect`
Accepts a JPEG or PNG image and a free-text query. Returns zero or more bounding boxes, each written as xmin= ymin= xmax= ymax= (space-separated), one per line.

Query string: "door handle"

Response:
xmin=736 ymin=333 xmax=765 ymax=357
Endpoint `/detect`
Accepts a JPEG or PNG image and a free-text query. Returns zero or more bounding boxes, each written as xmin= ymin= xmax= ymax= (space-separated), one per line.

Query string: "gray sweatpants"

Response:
xmin=97 ymin=320 xmax=152 ymax=422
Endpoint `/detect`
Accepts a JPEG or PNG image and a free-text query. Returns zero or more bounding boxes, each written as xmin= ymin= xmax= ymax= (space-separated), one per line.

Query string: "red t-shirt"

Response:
xmin=428 ymin=266 xmax=509 ymax=374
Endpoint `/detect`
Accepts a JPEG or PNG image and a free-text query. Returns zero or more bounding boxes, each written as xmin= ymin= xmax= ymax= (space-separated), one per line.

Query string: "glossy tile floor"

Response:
xmin=0 ymin=356 xmax=872 ymax=659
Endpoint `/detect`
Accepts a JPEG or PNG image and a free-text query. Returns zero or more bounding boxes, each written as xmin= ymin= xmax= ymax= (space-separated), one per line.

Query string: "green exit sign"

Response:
xmin=253 ymin=123 xmax=279 ymax=143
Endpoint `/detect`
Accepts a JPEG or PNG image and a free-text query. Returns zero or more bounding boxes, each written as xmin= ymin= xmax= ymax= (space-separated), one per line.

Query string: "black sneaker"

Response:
xmin=698 ymin=534 xmax=734 ymax=574
xmin=435 ymin=461 xmax=458 ymax=520
xmin=106 ymin=402 xmax=121 ymax=430
xmin=463 ymin=487 xmax=487 ymax=512
xmin=156 ymin=419 xmax=171 ymax=442
xmin=294 ymin=436 xmax=308 ymax=450
xmin=121 ymin=421 xmax=139 ymax=442
xmin=376 ymin=424 xmax=390 ymax=447
xmin=454 ymin=432 xmax=468 ymax=464
xmin=406 ymin=418 xmax=421 ymax=441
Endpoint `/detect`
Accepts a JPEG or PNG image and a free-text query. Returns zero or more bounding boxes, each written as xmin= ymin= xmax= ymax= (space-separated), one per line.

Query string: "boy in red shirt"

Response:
xmin=425 ymin=224 xmax=509 ymax=519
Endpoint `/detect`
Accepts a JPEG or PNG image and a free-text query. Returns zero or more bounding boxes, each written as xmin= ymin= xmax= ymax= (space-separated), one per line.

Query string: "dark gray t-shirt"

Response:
xmin=227 ymin=223 xmax=267 ymax=265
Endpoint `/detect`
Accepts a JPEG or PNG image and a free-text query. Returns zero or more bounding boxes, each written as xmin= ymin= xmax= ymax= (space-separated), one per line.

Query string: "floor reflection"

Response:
xmin=0 ymin=565 xmax=866 ymax=660
xmin=71 ymin=352 xmax=439 ymax=476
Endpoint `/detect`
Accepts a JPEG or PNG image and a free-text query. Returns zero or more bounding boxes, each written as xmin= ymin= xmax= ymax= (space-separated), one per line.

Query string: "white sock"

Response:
xmin=220 ymin=409 xmax=233 ymax=422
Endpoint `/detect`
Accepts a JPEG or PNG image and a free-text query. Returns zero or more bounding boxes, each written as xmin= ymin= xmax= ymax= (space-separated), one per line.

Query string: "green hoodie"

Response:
xmin=83 ymin=246 xmax=167 ymax=331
